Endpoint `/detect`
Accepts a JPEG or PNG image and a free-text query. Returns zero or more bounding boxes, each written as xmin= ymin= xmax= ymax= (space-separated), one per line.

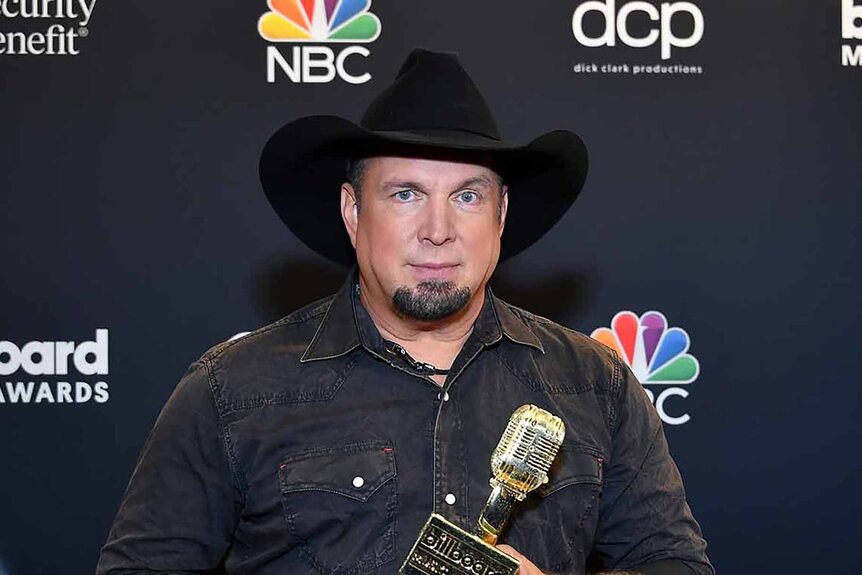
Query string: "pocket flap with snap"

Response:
xmin=536 ymin=443 xmax=603 ymax=497
xmin=278 ymin=441 xmax=396 ymax=503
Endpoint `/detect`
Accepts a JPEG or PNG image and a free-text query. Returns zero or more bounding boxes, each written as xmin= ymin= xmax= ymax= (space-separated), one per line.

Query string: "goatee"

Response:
xmin=393 ymin=280 xmax=471 ymax=321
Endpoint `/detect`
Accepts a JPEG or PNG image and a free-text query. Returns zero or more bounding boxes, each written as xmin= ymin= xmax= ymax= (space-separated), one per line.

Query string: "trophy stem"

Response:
xmin=476 ymin=480 xmax=523 ymax=545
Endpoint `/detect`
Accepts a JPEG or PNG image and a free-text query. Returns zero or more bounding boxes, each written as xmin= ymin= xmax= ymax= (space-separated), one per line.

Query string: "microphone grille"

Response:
xmin=490 ymin=404 xmax=566 ymax=494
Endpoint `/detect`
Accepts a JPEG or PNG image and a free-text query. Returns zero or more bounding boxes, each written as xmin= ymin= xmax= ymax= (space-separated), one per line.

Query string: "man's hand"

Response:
xmin=496 ymin=544 xmax=546 ymax=575
xmin=496 ymin=545 xmax=640 ymax=575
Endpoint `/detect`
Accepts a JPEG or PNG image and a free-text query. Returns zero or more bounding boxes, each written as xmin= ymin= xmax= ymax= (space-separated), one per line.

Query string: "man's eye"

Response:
xmin=394 ymin=190 xmax=415 ymax=201
xmin=458 ymin=191 xmax=478 ymax=203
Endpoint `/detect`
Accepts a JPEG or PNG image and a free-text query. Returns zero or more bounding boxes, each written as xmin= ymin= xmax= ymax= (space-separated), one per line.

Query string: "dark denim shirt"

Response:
xmin=97 ymin=274 xmax=714 ymax=575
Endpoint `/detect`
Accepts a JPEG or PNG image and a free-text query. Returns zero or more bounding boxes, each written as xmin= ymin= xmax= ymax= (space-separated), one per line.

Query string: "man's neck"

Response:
xmin=357 ymin=277 xmax=486 ymax=372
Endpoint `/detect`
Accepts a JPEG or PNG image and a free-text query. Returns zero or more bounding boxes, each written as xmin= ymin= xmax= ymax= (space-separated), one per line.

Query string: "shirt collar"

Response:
xmin=300 ymin=270 xmax=544 ymax=363
xmin=489 ymin=293 xmax=545 ymax=353
xmin=299 ymin=271 xmax=361 ymax=363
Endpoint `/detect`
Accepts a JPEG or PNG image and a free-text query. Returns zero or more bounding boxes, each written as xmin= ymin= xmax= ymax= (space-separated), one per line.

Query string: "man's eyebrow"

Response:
xmin=379 ymin=175 xmax=494 ymax=193
xmin=454 ymin=175 xmax=494 ymax=190
xmin=380 ymin=180 xmax=427 ymax=192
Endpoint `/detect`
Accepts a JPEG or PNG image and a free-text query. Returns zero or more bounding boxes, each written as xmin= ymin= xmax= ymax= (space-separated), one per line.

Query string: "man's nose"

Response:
xmin=417 ymin=198 xmax=456 ymax=246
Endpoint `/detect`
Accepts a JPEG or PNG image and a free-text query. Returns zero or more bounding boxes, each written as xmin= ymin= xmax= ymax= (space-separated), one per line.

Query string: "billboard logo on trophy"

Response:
xmin=259 ymin=0 xmax=381 ymax=84
xmin=591 ymin=311 xmax=699 ymax=425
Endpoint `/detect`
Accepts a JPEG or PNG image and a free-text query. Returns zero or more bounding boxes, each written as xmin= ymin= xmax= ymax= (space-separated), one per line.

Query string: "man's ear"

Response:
xmin=498 ymin=184 xmax=509 ymax=236
xmin=340 ymin=183 xmax=359 ymax=248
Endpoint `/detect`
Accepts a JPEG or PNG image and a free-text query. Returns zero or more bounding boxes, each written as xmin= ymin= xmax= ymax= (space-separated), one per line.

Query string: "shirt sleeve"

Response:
xmin=588 ymin=354 xmax=714 ymax=575
xmin=96 ymin=359 xmax=242 ymax=574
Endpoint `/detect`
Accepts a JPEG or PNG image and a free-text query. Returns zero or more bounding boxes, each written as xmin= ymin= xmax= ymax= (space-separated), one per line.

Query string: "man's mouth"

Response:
xmin=409 ymin=263 xmax=460 ymax=280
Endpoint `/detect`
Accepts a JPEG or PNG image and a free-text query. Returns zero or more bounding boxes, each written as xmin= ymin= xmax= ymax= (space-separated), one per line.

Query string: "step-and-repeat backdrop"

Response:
xmin=2 ymin=1 xmax=860 ymax=573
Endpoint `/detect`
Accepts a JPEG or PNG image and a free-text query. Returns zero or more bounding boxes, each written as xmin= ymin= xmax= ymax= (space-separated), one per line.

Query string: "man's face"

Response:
xmin=340 ymin=155 xmax=508 ymax=322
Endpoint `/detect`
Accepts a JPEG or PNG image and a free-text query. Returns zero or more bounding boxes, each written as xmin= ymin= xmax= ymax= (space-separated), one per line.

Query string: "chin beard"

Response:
xmin=392 ymin=280 xmax=472 ymax=321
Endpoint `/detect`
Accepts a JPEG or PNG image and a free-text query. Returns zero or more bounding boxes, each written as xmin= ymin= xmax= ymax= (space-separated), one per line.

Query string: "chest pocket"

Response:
xmin=535 ymin=442 xmax=603 ymax=498
xmin=506 ymin=443 xmax=604 ymax=574
xmin=278 ymin=441 xmax=397 ymax=575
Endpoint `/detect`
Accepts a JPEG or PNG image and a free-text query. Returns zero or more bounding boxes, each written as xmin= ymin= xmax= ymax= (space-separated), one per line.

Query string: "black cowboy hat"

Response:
xmin=259 ymin=48 xmax=588 ymax=266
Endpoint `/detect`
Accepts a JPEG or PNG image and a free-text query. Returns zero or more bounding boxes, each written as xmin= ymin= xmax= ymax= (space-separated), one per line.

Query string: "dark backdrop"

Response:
xmin=1 ymin=1 xmax=860 ymax=573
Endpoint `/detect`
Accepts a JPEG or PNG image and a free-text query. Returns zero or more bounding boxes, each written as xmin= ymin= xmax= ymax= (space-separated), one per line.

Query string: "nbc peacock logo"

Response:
xmin=591 ymin=311 xmax=700 ymax=425
xmin=258 ymin=0 xmax=381 ymax=84
xmin=259 ymin=0 xmax=381 ymax=42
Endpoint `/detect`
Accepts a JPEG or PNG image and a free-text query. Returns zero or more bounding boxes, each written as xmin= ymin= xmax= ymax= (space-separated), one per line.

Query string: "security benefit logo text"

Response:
xmin=843 ymin=0 xmax=862 ymax=66
xmin=0 ymin=0 xmax=97 ymax=56
xmin=0 ymin=329 xmax=109 ymax=404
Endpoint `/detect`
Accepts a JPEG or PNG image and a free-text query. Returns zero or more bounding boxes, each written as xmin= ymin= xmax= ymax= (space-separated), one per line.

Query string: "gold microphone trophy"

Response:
xmin=400 ymin=404 xmax=566 ymax=575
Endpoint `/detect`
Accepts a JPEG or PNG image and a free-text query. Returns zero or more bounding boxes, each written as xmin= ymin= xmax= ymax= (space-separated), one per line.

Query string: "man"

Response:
xmin=97 ymin=49 xmax=713 ymax=575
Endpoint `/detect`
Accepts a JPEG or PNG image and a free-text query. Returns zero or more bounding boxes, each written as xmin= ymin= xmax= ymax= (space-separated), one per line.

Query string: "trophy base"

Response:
xmin=400 ymin=513 xmax=520 ymax=575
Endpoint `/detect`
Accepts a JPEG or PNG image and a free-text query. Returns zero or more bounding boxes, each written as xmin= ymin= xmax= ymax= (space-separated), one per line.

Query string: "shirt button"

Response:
xmin=437 ymin=391 xmax=450 ymax=402
xmin=445 ymin=493 xmax=456 ymax=505
xmin=352 ymin=476 xmax=365 ymax=488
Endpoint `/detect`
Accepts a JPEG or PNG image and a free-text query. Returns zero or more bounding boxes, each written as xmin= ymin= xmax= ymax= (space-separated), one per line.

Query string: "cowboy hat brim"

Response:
xmin=259 ymin=115 xmax=588 ymax=266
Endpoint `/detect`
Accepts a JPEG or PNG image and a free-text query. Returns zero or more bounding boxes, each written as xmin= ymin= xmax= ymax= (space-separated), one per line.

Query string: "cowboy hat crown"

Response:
xmin=361 ymin=49 xmax=500 ymax=141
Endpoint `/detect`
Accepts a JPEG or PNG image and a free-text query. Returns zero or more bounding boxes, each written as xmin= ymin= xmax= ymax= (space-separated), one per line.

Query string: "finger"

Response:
xmin=496 ymin=544 xmax=525 ymax=560
xmin=495 ymin=544 xmax=543 ymax=575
